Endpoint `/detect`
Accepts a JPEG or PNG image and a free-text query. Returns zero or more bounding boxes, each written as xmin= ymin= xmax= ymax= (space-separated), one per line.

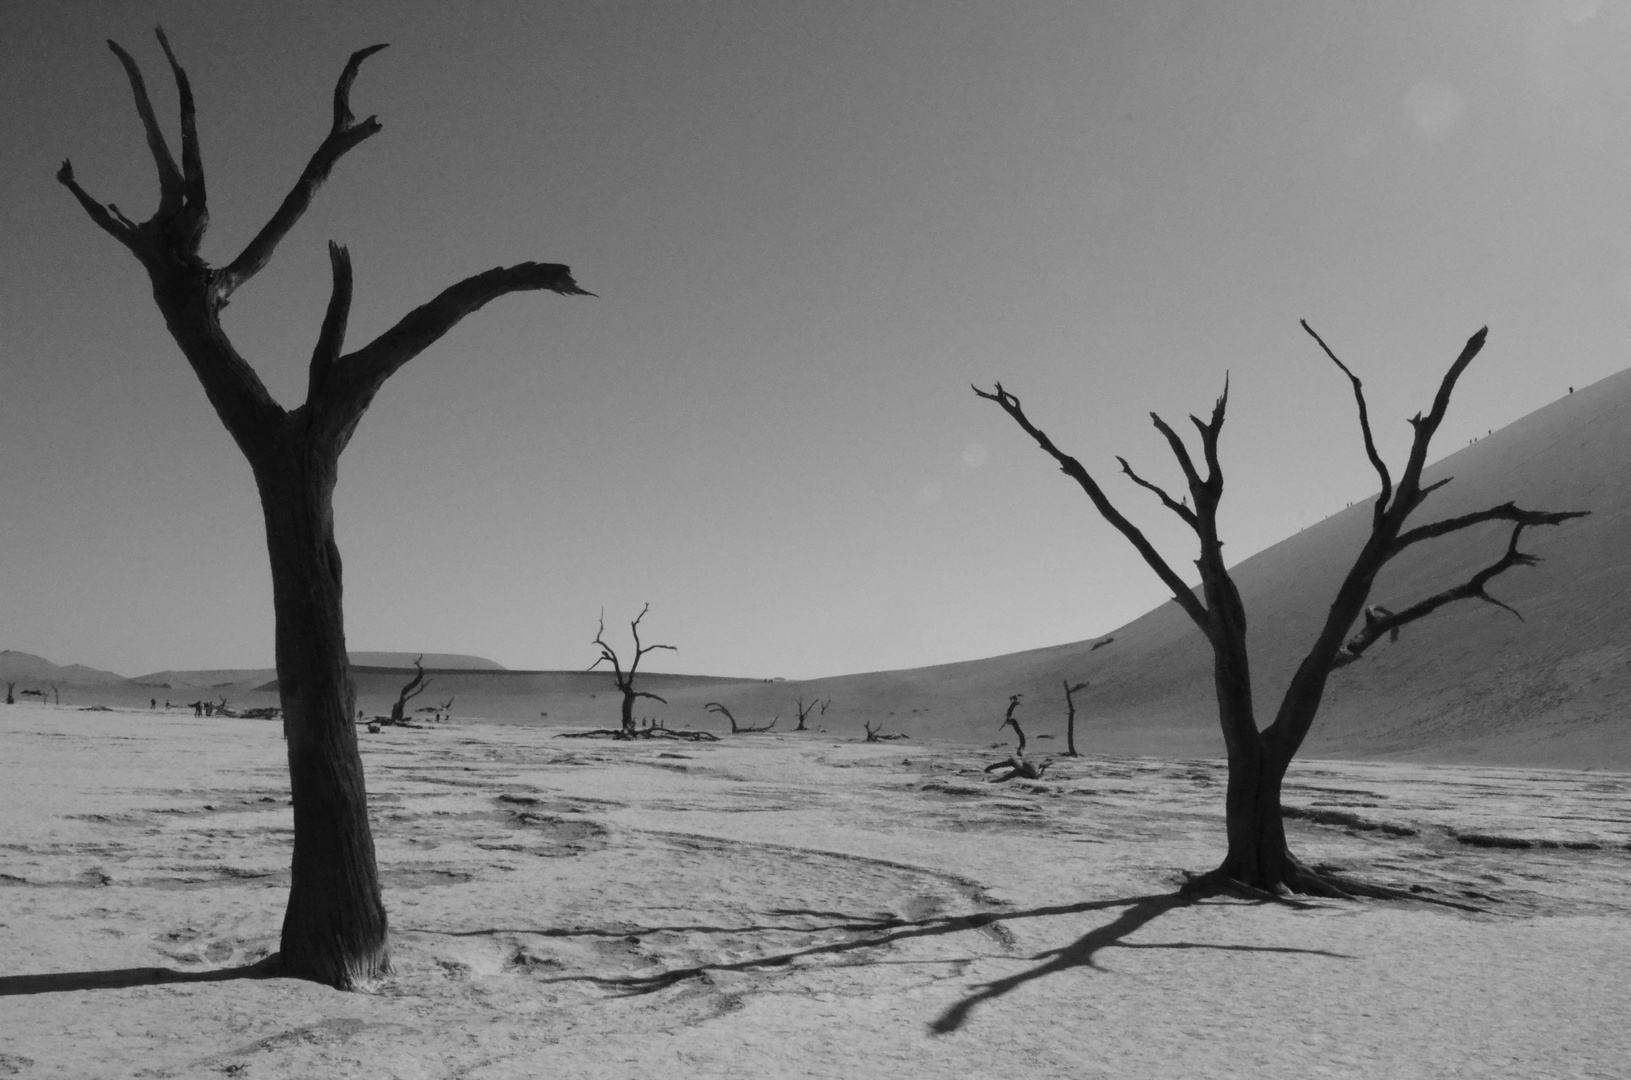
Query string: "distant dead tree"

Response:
xmin=976 ymin=321 xmax=1586 ymax=897
xmin=984 ymin=754 xmax=1051 ymax=782
xmin=388 ymin=656 xmax=430 ymax=725
xmin=591 ymin=605 xmax=676 ymax=737
xmin=793 ymin=696 xmax=822 ymax=731
xmin=998 ymin=693 xmax=1026 ymax=753
xmin=862 ymin=719 xmax=908 ymax=742
xmin=706 ymin=701 xmax=777 ymax=734
xmin=60 ymin=30 xmax=589 ymax=987
xmin=1062 ymin=680 xmax=1088 ymax=757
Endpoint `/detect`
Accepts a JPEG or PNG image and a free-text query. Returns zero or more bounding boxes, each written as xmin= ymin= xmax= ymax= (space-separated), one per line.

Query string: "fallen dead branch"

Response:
xmin=705 ymin=702 xmax=777 ymax=734
xmin=555 ymin=724 xmax=719 ymax=742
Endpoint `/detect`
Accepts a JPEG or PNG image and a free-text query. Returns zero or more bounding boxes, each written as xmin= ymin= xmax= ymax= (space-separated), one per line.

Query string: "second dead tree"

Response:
xmin=976 ymin=321 xmax=1586 ymax=895
xmin=591 ymin=605 xmax=675 ymax=737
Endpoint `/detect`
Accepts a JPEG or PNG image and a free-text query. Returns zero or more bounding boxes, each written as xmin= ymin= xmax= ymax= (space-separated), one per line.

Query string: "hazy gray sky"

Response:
xmin=3 ymin=1 xmax=1628 ymax=679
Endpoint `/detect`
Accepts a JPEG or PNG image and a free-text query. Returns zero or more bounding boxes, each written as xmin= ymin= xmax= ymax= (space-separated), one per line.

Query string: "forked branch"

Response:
xmin=313 ymin=261 xmax=592 ymax=444
xmin=219 ymin=43 xmax=389 ymax=294
xmin=1391 ymin=503 xmax=1586 ymax=554
xmin=307 ymin=242 xmax=353 ymax=403
xmin=106 ymin=36 xmax=183 ymax=220
xmin=1334 ymin=522 xmax=1573 ymax=665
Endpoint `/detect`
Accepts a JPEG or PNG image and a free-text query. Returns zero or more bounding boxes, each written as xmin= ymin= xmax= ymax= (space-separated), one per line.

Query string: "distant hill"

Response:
xmin=0 ymin=650 xmax=129 ymax=688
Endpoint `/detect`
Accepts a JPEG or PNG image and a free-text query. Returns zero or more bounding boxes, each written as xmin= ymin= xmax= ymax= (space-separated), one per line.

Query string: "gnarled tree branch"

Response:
xmin=154 ymin=29 xmax=203 ymax=204
xmin=312 ymin=261 xmax=591 ymax=449
xmin=1391 ymin=503 xmax=1586 ymax=554
xmin=218 ymin=43 xmax=389 ymax=295
xmin=972 ymin=383 xmax=1210 ymax=632
xmin=106 ymin=37 xmax=183 ymax=220
xmin=1333 ymin=522 xmax=1570 ymax=665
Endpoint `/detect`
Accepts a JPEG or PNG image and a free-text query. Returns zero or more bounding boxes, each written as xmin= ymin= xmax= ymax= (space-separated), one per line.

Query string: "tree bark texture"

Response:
xmin=60 ymin=31 xmax=588 ymax=984
xmin=256 ymin=449 xmax=388 ymax=985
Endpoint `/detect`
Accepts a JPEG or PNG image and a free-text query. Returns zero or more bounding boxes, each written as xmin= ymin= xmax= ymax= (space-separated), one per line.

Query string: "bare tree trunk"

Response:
xmin=620 ymin=688 xmax=637 ymax=735
xmin=60 ymin=32 xmax=588 ymax=986
xmin=257 ymin=448 xmax=388 ymax=985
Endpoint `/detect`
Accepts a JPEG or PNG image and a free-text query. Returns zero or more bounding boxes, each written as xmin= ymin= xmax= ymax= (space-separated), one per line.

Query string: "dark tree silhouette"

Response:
xmin=1062 ymin=680 xmax=1088 ymax=757
xmin=793 ymin=696 xmax=820 ymax=731
xmin=60 ymin=31 xmax=589 ymax=986
xmin=995 ymin=693 xmax=1027 ymax=754
xmin=388 ymin=656 xmax=430 ymax=724
xmin=976 ymin=322 xmax=1586 ymax=897
xmin=4 ymin=682 xmax=13 ymax=705
xmin=591 ymin=605 xmax=676 ymax=736
xmin=705 ymin=701 xmax=777 ymax=734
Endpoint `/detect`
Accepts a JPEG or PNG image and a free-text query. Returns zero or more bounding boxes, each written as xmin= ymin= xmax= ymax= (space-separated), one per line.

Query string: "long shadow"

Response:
xmin=929 ymin=893 xmax=1353 ymax=1034
xmin=0 ymin=959 xmax=279 ymax=997
xmin=531 ymin=892 xmax=1210 ymax=997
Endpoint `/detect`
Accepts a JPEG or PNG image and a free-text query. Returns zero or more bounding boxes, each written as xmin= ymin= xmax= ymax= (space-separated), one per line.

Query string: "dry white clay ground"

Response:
xmin=2 ymin=704 xmax=1628 ymax=1079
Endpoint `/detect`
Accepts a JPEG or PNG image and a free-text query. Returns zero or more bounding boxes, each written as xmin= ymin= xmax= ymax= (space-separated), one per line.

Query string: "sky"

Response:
xmin=3 ymin=0 xmax=1630 ymax=680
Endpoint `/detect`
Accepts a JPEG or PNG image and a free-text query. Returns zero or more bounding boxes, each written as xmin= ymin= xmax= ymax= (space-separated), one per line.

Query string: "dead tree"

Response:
xmin=861 ymin=718 xmax=908 ymax=742
xmin=705 ymin=701 xmax=777 ymax=734
xmin=976 ymin=322 xmax=1586 ymax=897
xmin=1062 ymin=680 xmax=1088 ymax=757
xmin=984 ymin=755 xmax=1051 ymax=782
xmin=60 ymin=31 xmax=588 ymax=987
xmin=388 ymin=656 xmax=430 ymax=724
xmin=4 ymin=682 xmax=13 ymax=705
xmin=998 ymin=693 xmax=1026 ymax=754
xmin=793 ymin=696 xmax=819 ymax=731
xmin=591 ymin=605 xmax=676 ymax=736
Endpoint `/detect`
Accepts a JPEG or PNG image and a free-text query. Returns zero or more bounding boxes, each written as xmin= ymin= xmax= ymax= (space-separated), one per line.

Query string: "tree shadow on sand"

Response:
xmin=0 ymin=958 xmax=280 ymax=997
xmin=520 ymin=888 xmax=1352 ymax=1027
xmin=929 ymin=891 xmax=1351 ymax=1033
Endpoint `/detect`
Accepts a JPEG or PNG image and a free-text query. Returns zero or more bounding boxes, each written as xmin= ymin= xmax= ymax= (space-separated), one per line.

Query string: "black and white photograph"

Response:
xmin=2 ymin=2 xmax=1627 ymax=1076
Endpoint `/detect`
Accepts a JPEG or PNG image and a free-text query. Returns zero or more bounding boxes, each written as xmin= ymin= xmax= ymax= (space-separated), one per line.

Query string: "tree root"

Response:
xmin=1178 ymin=860 xmax=1492 ymax=913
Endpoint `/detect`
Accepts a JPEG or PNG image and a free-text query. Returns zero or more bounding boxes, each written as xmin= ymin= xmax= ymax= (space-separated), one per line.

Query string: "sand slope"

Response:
xmin=741 ymin=368 xmax=1631 ymax=769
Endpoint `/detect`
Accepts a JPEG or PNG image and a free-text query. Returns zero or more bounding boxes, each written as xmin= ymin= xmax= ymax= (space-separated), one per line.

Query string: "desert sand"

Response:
xmin=2 ymin=702 xmax=1627 ymax=1079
